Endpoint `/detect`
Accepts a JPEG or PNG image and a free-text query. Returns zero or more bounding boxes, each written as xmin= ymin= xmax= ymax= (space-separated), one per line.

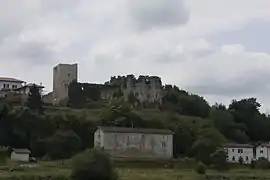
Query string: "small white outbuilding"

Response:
xmin=11 ymin=149 xmax=31 ymax=162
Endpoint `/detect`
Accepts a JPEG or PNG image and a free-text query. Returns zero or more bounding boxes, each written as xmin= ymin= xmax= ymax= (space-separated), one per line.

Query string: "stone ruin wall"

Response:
xmin=104 ymin=74 xmax=163 ymax=105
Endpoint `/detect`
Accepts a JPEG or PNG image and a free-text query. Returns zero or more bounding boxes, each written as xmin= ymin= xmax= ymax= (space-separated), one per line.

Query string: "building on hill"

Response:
xmin=255 ymin=143 xmax=270 ymax=160
xmin=0 ymin=77 xmax=44 ymax=105
xmin=94 ymin=126 xmax=174 ymax=159
xmin=48 ymin=63 xmax=164 ymax=106
xmin=11 ymin=149 xmax=31 ymax=162
xmin=52 ymin=63 xmax=78 ymax=104
xmin=14 ymin=83 xmax=44 ymax=104
xmin=0 ymin=77 xmax=25 ymax=98
xmin=223 ymin=143 xmax=254 ymax=164
xmin=106 ymin=75 xmax=163 ymax=105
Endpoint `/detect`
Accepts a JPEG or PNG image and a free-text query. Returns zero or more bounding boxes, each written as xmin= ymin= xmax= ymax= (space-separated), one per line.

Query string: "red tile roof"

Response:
xmin=0 ymin=77 xmax=24 ymax=83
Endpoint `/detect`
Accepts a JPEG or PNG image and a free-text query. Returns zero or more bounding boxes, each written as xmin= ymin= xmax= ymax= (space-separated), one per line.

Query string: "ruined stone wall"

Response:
xmin=107 ymin=75 xmax=163 ymax=105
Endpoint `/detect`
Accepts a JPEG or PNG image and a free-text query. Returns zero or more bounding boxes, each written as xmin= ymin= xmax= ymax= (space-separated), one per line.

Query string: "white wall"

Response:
xmin=95 ymin=130 xmax=173 ymax=159
xmin=256 ymin=145 xmax=268 ymax=160
xmin=0 ymin=81 xmax=22 ymax=91
xmin=226 ymin=147 xmax=254 ymax=164
xmin=17 ymin=86 xmax=43 ymax=95
xmin=94 ymin=129 xmax=104 ymax=148
xmin=11 ymin=152 xmax=29 ymax=162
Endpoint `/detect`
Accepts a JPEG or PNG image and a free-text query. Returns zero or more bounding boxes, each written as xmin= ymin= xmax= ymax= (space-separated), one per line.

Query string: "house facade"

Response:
xmin=256 ymin=143 xmax=270 ymax=160
xmin=11 ymin=149 xmax=31 ymax=162
xmin=94 ymin=126 xmax=174 ymax=159
xmin=0 ymin=77 xmax=24 ymax=98
xmin=224 ymin=143 xmax=254 ymax=164
xmin=14 ymin=83 xmax=44 ymax=95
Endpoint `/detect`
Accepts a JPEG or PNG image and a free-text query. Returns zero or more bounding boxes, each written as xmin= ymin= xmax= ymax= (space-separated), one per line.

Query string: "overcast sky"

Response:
xmin=1 ymin=0 xmax=270 ymax=111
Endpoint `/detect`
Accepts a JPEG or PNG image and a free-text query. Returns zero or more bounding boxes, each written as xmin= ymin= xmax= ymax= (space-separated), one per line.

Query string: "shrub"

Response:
xmin=238 ymin=156 xmax=244 ymax=165
xmin=210 ymin=148 xmax=229 ymax=170
xmin=255 ymin=157 xmax=270 ymax=169
xmin=250 ymin=159 xmax=256 ymax=169
xmin=195 ymin=162 xmax=206 ymax=175
xmin=71 ymin=148 xmax=118 ymax=180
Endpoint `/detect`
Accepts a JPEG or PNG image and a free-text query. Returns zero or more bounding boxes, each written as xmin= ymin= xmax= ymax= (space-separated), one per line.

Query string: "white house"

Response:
xmin=11 ymin=149 xmax=31 ymax=162
xmin=14 ymin=83 xmax=44 ymax=95
xmin=94 ymin=126 xmax=174 ymax=159
xmin=224 ymin=143 xmax=254 ymax=164
xmin=256 ymin=143 xmax=270 ymax=160
xmin=0 ymin=77 xmax=24 ymax=91
xmin=0 ymin=77 xmax=25 ymax=98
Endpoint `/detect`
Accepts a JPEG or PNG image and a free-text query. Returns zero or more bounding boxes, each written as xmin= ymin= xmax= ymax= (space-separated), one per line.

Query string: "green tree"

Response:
xmin=195 ymin=162 xmax=206 ymax=175
xmin=192 ymin=124 xmax=225 ymax=164
xmin=71 ymin=148 xmax=118 ymax=180
xmin=211 ymin=148 xmax=228 ymax=170
xmin=68 ymin=81 xmax=85 ymax=108
xmin=162 ymin=85 xmax=210 ymax=118
xmin=228 ymin=98 xmax=268 ymax=141
xmin=172 ymin=123 xmax=196 ymax=157
xmin=101 ymin=98 xmax=132 ymax=125
xmin=0 ymin=102 xmax=13 ymax=146
xmin=26 ymin=84 xmax=43 ymax=113
xmin=46 ymin=130 xmax=81 ymax=162
xmin=210 ymin=106 xmax=249 ymax=143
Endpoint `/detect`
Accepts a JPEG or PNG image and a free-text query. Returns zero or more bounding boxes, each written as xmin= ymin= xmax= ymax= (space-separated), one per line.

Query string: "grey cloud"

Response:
xmin=10 ymin=42 xmax=56 ymax=65
xmin=207 ymin=19 xmax=270 ymax=53
xmin=187 ymin=70 xmax=270 ymax=97
xmin=128 ymin=0 xmax=190 ymax=31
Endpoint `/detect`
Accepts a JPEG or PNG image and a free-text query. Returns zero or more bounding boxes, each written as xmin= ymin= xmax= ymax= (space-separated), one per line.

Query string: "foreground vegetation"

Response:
xmin=0 ymin=160 xmax=270 ymax=180
xmin=2 ymin=82 xmax=270 ymax=179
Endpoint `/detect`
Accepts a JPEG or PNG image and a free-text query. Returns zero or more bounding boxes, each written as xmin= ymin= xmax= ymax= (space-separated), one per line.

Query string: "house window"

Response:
xmin=68 ymin=73 xmax=70 ymax=77
xmin=260 ymin=150 xmax=264 ymax=154
xmin=246 ymin=156 xmax=249 ymax=161
xmin=232 ymin=156 xmax=235 ymax=161
xmin=162 ymin=135 xmax=167 ymax=141
xmin=232 ymin=149 xmax=234 ymax=152
xmin=141 ymin=134 xmax=145 ymax=139
xmin=6 ymin=84 xmax=9 ymax=88
xmin=161 ymin=142 xmax=167 ymax=148
xmin=238 ymin=149 xmax=243 ymax=153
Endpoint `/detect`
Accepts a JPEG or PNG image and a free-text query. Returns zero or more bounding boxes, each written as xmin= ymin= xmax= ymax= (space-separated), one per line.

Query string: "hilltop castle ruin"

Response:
xmin=44 ymin=63 xmax=163 ymax=106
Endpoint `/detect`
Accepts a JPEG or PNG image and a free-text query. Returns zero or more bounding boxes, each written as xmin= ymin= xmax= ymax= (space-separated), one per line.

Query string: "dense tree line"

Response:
xmin=1 ymin=84 xmax=270 ymax=164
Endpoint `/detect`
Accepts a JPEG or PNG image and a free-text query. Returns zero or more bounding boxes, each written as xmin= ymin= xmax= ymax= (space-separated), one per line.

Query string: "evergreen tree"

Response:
xmin=26 ymin=84 xmax=43 ymax=113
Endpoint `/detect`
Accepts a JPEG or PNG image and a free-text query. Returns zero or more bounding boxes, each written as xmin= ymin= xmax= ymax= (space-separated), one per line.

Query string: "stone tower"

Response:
xmin=53 ymin=63 xmax=78 ymax=104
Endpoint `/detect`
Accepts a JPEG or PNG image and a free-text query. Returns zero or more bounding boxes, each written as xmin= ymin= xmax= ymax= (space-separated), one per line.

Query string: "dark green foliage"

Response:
xmin=71 ymin=148 xmax=118 ymax=180
xmin=210 ymin=106 xmax=249 ymax=143
xmin=113 ymin=88 xmax=123 ymax=98
xmin=210 ymin=148 xmax=229 ymax=170
xmin=46 ymin=130 xmax=81 ymax=160
xmin=101 ymin=98 xmax=132 ymax=124
xmin=68 ymin=81 xmax=86 ymax=108
xmin=172 ymin=123 xmax=197 ymax=157
xmin=163 ymin=85 xmax=210 ymax=118
xmin=228 ymin=98 xmax=269 ymax=141
xmin=255 ymin=157 xmax=270 ymax=169
xmin=195 ymin=162 xmax=206 ymax=175
xmin=26 ymin=85 xmax=43 ymax=113
xmin=238 ymin=156 xmax=244 ymax=165
xmin=192 ymin=124 xmax=225 ymax=164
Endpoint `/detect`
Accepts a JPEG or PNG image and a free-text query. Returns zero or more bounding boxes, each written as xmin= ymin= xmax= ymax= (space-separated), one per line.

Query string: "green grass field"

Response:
xmin=1 ymin=160 xmax=270 ymax=180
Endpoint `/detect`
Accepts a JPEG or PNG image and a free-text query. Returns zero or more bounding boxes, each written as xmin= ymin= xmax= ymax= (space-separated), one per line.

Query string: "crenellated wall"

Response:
xmin=107 ymin=75 xmax=163 ymax=105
